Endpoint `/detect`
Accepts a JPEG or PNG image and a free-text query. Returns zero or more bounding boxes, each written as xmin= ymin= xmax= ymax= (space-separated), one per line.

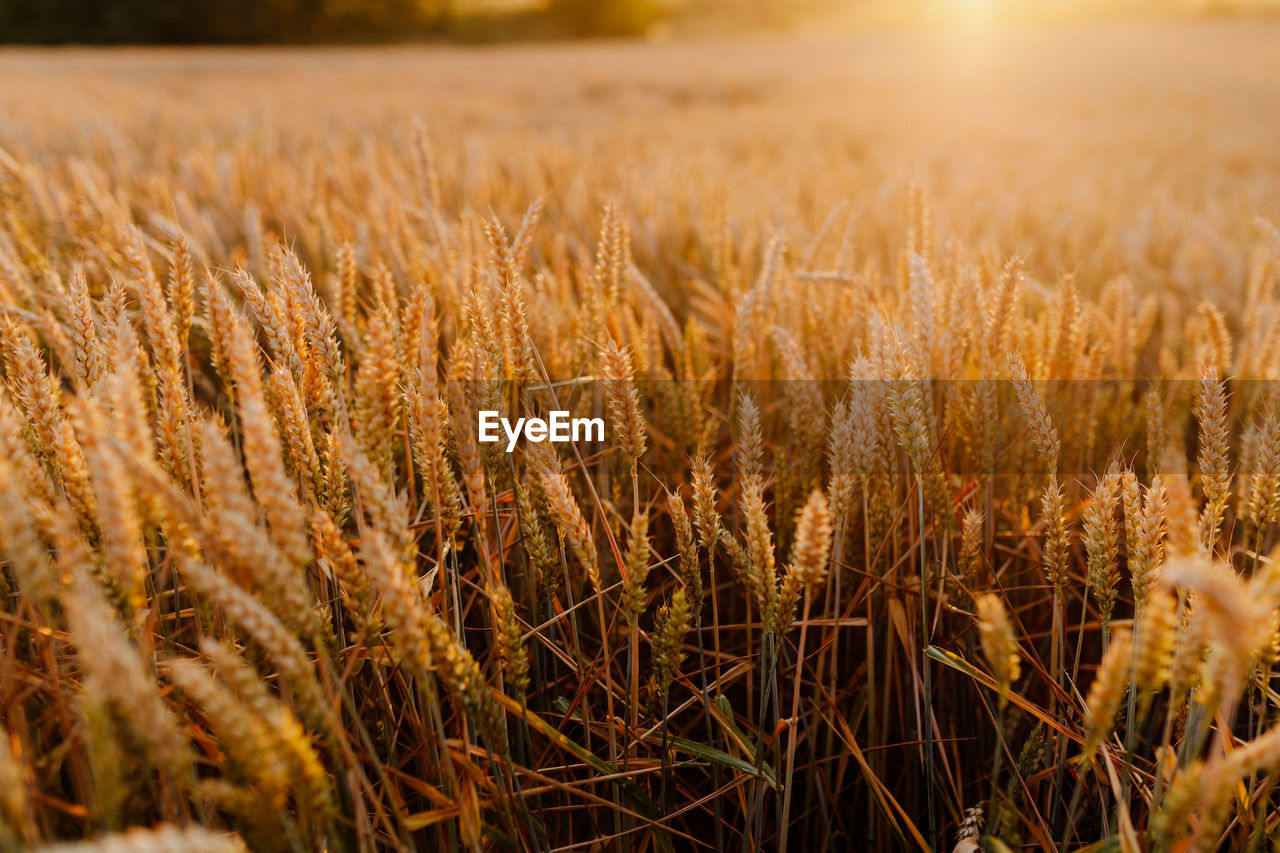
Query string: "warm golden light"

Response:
xmin=953 ymin=0 xmax=997 ymax=18
xmin=4 ymin=5 xmax=1280 ymax=853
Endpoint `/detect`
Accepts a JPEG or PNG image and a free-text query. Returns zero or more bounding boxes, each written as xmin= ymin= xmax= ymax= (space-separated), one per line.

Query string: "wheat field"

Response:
xmin=2 ymin=19 xmax=1280 ymax=853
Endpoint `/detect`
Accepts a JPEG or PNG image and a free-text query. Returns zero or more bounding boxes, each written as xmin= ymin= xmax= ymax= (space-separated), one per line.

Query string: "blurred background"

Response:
xmin=1 ymin=0 xmax=1278 ymax=43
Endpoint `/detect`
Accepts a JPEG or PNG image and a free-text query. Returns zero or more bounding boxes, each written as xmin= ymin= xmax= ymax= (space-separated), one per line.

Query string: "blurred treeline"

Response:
xmin=0 ymin=0 xmax=765 ymax=43
xmin=0 ymin=0 xmax=1271 ymax=45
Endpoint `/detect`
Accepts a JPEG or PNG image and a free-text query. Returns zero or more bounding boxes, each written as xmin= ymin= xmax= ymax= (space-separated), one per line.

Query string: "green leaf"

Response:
xmin=665 ymin=732 xmax=778 ymax=788
xmin=552 ymin=695 xmax=777 ymax=787
xmin=495 ymin=691 xmax=674 ymax=853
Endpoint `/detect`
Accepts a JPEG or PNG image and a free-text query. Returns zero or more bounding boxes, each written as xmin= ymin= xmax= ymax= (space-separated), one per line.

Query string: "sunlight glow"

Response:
xmin=949 ymin=0 xmax=1001 ymax=27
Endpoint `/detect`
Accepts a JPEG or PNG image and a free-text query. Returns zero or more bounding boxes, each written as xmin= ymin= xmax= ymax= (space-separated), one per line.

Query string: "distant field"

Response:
xmin=2 ymin=21 xmax=1278 ymax=302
